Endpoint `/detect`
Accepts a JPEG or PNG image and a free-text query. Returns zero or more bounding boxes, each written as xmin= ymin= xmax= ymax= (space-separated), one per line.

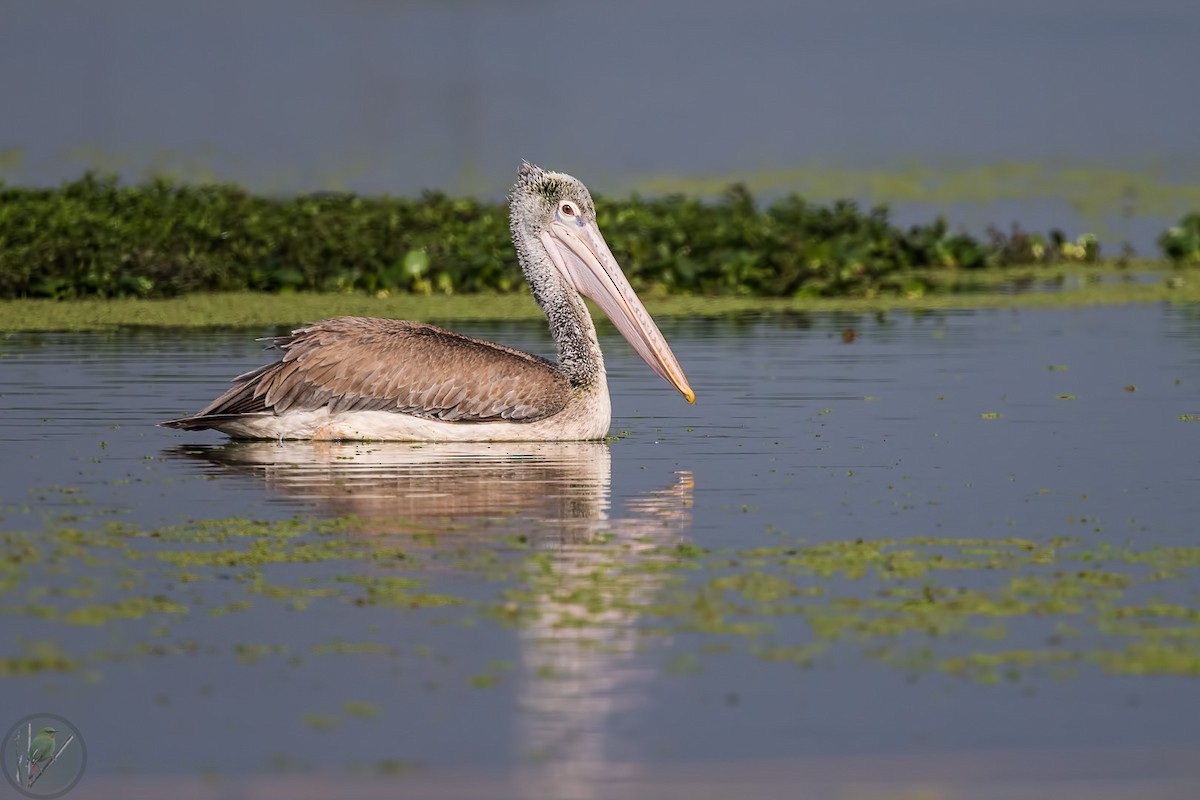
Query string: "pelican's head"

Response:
xmin=509 ymin=162 xmax=597 ymax=235
xmin=510 ymin=162 xmax=694 ymax=404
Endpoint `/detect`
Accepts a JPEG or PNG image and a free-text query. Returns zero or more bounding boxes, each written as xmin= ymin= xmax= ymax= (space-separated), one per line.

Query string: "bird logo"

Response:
xmin=3 ymin=714 xmax=86 ymax=796
xmin=27 ymin=727 xmax=58 ymax=783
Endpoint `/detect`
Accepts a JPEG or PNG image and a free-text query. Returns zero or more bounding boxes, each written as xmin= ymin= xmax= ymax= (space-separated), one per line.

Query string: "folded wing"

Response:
xmin=163 ymin=317 xmax=572 ymax=429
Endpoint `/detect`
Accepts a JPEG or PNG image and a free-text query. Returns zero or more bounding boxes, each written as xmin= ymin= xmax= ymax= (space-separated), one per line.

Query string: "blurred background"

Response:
xmin=2 ymin=0 xmax=1198 ymax=252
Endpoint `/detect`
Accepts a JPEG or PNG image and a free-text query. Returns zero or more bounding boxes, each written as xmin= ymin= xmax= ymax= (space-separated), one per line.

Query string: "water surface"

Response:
xmin=1 ymin=305 xmax=1199 ymax=799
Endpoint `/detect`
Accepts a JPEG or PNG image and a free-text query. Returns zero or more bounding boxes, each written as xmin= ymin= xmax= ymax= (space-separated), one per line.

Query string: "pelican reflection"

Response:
xmin=169 ymin=441 xmax=613 ymax=526
xmin=168 ymin=441 xmax=693 ymax=800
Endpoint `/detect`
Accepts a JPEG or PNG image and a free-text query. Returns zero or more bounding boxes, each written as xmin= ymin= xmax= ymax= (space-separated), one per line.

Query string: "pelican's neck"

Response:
xmin=513 ymin=226 xmax=605 ymax=391
xmin=542 ymin=280 xmax=606 ymax=391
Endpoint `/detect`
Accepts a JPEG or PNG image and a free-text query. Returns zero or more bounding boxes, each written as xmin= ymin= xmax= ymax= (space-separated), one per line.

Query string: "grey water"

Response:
xmin=2 ymin=304 xmax=1200 ymax=799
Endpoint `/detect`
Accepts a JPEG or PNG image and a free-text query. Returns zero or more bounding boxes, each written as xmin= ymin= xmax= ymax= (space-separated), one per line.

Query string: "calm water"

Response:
xmin=2 ymin=305 xmax=1200 ymax=799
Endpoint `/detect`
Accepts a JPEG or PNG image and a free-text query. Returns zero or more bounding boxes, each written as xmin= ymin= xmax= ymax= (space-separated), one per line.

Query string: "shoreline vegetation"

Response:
xmin=3 ymin=175 xmax=1200 ymax=294
xmin=1 ymin=265 xmax=1197 ymax=331
xmin=0 ymin=174 xmax=1198 ymax=330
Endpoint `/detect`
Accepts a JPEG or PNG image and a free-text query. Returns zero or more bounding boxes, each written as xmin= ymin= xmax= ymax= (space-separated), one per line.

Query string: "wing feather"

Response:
xmin=164 ymin=317 xmax=571 ymax=429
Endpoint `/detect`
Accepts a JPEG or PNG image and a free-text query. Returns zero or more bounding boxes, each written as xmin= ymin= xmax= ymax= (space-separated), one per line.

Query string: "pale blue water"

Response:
xmin=1 ymin=304 xmax=1199 ymax=799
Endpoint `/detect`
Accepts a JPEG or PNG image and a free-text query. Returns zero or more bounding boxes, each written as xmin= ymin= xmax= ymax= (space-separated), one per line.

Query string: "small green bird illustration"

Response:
xmin=28 ymin=726 xmax=57 ymax=780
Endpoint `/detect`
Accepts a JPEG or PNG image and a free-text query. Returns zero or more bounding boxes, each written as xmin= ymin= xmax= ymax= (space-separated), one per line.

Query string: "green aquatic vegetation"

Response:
xmin=0 ymin=173 xmax=1122 ymax=302
xmin=1098 ymin=620 xmax=1200 ymax=641
xmin=2 ymin=267 xmax=1200 ymax=330
xmin=941 ymin=649 xmax=1078 ymax=683
xmin=0 ymin=640 xmax=79 ymax=678
xmin=234 ymin=643 xmax=289 ymax=665
xmin=60 ymin=595 xmax=188 ymax=625
xmin=750 ymin=642 xmax=828 ymax=667
xmin=342 ymin=701 xmax=381 ymax=719
xmin=207 ymin=600 xmax=253 ymax=617
xmin=4 ymin=512 xmax=1200 ymax=686
xmin=1106 ymin=603 xmax=1200 ymax=623
xmin=112 ymin=515 xmax=354 ymax=543
xmin=467 ymin=674 xmax=497 ymax=689
xmin=599 ymin=535 xmax=1200 ymax=681
xmin=1159 ymin=213 xmax=1200 ymax=265
xmin=150 ymin=534 xmax=408 ymax=570
xmin=153 ymin=540 xmax=326 ymax=569
xmin=1097 ymin=543 xmax=1200 ymax=572
xmin=337 ymin=576 xmax=463 ymax=609
xmin=1089 ymin=642 xmax=1200 ymax=675
xmin=807 ymin=607 xmax=968 ymax=640
xmin=310 ymin=641 xmax=396 ymax=656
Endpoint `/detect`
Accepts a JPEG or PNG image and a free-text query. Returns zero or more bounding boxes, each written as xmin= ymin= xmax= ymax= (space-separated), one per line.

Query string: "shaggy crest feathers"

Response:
xmin=511 ymin=161 xmax=596 ymax=219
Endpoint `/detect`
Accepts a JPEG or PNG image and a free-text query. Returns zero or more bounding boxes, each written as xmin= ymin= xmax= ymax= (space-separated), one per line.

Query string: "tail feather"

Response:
xmin=160 ymin=413 xmax=271 ymax=431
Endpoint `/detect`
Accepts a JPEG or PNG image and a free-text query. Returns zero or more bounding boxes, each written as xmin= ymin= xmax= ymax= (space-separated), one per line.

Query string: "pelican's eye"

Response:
xmin=560 ymin=202 xmax=576 ymax=217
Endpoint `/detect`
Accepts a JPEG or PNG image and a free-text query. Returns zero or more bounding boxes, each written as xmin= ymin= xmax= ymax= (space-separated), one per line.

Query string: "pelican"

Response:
xmin=162 ymin=163 xmax=694 ymax=441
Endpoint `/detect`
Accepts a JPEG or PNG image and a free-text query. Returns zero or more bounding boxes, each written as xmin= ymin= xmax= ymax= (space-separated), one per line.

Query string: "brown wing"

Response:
xmin=170 ymin=317 xmax=571 ymax=426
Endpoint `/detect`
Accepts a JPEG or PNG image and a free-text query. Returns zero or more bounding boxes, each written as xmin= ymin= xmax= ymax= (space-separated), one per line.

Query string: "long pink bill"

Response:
xmin=542 ymin=219 xmax=695 ymax=403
